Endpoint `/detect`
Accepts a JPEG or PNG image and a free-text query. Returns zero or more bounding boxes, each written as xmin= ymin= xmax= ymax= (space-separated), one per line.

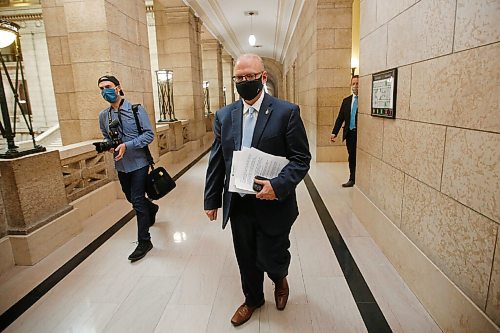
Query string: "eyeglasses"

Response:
xmin=232 ymin=72 xmax=263 ymax=83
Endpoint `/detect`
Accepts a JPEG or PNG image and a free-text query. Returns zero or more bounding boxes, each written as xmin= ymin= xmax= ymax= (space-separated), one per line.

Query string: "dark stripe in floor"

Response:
xmin=0 ymin=148 xmax=210 ymax=332
xmin=304 ymin=174 xmax=392 ymax=333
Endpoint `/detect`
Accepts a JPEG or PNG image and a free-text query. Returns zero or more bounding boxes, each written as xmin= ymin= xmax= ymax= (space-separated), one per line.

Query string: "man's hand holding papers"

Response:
xmin=253 ymin=177 xmax=277 ymax=200
xmin=229 ymin=147 xmax=289 ymax=199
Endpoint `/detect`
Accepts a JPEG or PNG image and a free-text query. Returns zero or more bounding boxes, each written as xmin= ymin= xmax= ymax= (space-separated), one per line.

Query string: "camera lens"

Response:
xmin=93 ymin=141 xmax=111 ymax=153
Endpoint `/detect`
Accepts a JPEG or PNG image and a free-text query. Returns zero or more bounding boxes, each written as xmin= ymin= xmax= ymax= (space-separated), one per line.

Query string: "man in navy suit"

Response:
xmin=204 ymin=54 xmax=311 ymax=326
xmin=331 ymin=75 xmax=359 ymax=187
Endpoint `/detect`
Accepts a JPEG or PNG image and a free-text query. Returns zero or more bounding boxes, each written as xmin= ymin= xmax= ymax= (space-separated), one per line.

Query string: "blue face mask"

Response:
xmin=101 ymin=88 xmax=118 ymax=103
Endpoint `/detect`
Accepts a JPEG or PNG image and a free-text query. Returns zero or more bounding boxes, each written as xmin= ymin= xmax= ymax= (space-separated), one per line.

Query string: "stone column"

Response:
xmin=0 ymin=151 xmax=70 ymax=235
xmin=153 ymin=0 xmax=205 ymax=141
xmin=201 ymin=28 xmax=224 ymax=112
xmin=222 ymin=50 xmax=235 ymax=104
xmin=316 ymin=0 xmax=353 ymax=162
xmin=41 ymin=0 xmax=155 ymax=146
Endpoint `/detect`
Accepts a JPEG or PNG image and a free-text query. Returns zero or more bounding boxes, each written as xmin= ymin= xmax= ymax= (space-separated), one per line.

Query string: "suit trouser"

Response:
xmin=117 ymin=165 xmax=157 ymax=241
xmin=346 ymin=129 xmax=357 ymax=181
xmin=230 ymin=194 xmax=291 ymax=307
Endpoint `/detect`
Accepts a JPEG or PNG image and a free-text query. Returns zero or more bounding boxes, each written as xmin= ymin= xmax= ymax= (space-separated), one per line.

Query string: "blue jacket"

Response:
xmin=98 ymin=100 xmax=154 ymax=173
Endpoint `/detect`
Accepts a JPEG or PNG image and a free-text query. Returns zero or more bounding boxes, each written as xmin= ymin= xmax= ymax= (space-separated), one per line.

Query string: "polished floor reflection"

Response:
xmin=1 ymin=153 xmax=442 ymax=332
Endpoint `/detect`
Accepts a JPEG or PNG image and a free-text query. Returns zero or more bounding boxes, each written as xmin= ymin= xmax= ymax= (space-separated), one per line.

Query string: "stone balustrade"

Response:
xmin=58 ymin=141 xmax=116 ymax=203
xmin=57 ymin=119 xmax=190 ymax=202
xmin=0 ymin=118 xmax=208 ymax=269
xmin=156 ymin=124 xmax=171 ymax=156
xmin=156 ymin=119 xmax=189 ymax=156
xmin=181 ymin=120 xmax=189 ymax=144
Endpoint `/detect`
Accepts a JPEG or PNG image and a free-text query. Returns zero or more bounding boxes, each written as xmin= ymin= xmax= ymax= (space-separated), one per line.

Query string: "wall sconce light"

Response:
xmin=156 ymin=69 xmax=177 ymax=122
xmin=203 ymin=80 xmax=211 ymax=115
xmin=0 ymin=18 xmax=45 ymax=158
xmin=351 ymin=57 xmax=359 ymax=76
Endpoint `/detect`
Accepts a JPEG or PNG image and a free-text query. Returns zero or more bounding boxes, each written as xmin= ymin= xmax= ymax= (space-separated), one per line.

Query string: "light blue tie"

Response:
xmin=350 ymin=95 xmax=358 ymax=130
xmin=242 ymin=107 xmax=256 ymax=148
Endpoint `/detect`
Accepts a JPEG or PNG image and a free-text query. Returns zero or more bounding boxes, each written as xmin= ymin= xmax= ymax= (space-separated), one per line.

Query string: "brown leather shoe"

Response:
xmin=230 ymin=301 xmax=264 ymax=326
xmin=274 ymin=277 xmax=289 ymax=310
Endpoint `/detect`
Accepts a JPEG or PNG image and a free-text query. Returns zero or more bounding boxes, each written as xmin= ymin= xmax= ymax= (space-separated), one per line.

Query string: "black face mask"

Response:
xmin=236 ymin=78 xmax=263 ymax=101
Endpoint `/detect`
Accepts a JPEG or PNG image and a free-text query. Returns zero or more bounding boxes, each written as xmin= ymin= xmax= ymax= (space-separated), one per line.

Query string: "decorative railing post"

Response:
xmin=156 ymin=69 xmax=177 ymax=122
xmin=203 ymin=80 xmax=211 ymax=115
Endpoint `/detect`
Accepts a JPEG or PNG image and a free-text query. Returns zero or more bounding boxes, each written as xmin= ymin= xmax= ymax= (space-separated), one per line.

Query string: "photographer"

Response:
xmin=97 ymin=75 xmax=158 ymax=262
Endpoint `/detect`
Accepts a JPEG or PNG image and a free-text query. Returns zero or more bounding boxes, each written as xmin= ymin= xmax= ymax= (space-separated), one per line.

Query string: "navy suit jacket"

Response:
xmin=204 ymin=93 xmax=311 ymax=235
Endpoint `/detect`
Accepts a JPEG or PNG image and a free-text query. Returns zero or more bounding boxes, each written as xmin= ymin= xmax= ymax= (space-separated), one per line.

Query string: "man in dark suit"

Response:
xmin=330 ymin=75 xmax=359 ymax=187
xmin=204 ymin=54 xmax=311 ymax=326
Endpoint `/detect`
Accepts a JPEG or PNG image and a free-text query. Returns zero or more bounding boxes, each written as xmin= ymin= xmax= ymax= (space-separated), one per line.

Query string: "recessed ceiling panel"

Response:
xmin=184 ymin=0 xmax=303 ymax=62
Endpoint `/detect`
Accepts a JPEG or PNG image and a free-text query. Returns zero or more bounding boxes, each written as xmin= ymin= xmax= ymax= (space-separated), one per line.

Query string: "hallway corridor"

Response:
xmin=1 ymin=152 xmax=441 ymax=332
xmin=0 ymin=0 xmax=498 ymax=331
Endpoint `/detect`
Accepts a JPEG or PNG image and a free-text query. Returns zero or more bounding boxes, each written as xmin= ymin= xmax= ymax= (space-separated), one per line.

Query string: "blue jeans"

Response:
xmin=118 ymin=165 xmax=155 ymax=241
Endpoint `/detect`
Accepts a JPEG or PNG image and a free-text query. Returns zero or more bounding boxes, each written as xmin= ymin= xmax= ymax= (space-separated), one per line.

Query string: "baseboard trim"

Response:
xmin=0 ymin=237 xmax=14 ymax=275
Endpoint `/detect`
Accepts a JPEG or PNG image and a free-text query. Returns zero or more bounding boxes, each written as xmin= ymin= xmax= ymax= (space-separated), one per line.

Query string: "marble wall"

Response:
xmin=221 ymin=51 xmax=235 ymax=105
xmin=286 ymin=0 xmax=318 ymax=159
xmin=201 ymin=36 xmax=224 ymax=113
xmin=357 ymin=0 xmax=500 ymax=325
xmin=284 ymin=0 xmax=353 ymax=162
xmin=146 ymin=9 xmax=161 ymax=120
xmin=285 ymin=62 xmax=295 ymax=104
xmin=262 ymin=57 xmax=284 ymax=99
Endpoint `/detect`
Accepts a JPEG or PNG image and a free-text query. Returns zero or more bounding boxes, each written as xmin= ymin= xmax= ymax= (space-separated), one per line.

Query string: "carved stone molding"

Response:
xmin=61 ymin=151 xmax=111 ymax=202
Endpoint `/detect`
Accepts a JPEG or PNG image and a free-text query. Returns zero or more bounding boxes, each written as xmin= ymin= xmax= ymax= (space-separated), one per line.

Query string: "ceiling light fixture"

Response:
xmin=247 ymin=11 xmax=256 ymax=46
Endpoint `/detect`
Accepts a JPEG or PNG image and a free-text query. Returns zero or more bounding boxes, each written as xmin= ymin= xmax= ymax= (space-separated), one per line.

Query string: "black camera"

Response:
xmin=93 ymin=119 xmax=122 ymax=153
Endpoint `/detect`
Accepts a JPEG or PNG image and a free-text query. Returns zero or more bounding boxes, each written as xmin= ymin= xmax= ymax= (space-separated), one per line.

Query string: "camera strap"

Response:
xmin=131 ymin=104 xmax=154 ymax=168
xmin=107 ymin=99 xmax=125 ymax=128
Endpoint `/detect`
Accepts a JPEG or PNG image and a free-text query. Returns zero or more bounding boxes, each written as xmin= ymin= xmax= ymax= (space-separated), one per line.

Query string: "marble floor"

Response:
xmin=0 ymin=150 xmax=442 ymax=333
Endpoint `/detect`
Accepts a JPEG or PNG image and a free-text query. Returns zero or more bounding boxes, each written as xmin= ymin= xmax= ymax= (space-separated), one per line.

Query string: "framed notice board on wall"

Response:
xmin=371 ymin=68 xmax=397 ymax=118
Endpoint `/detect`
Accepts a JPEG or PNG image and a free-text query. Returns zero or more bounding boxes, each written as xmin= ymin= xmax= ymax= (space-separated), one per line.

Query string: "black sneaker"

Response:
xmin=128 ymin=240 xmax=153 ymax=262
xmin=150 ymin=202 xmax=159 ymax=226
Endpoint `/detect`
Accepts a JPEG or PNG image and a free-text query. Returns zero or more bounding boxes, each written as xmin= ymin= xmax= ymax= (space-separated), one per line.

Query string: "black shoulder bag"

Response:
xmin=132 ymin=104 xmax=176 ymax=200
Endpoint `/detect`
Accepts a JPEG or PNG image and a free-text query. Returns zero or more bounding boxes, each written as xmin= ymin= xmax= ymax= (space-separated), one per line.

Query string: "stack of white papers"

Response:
xmin=229 ymin=147 xmax=289 ymax=194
